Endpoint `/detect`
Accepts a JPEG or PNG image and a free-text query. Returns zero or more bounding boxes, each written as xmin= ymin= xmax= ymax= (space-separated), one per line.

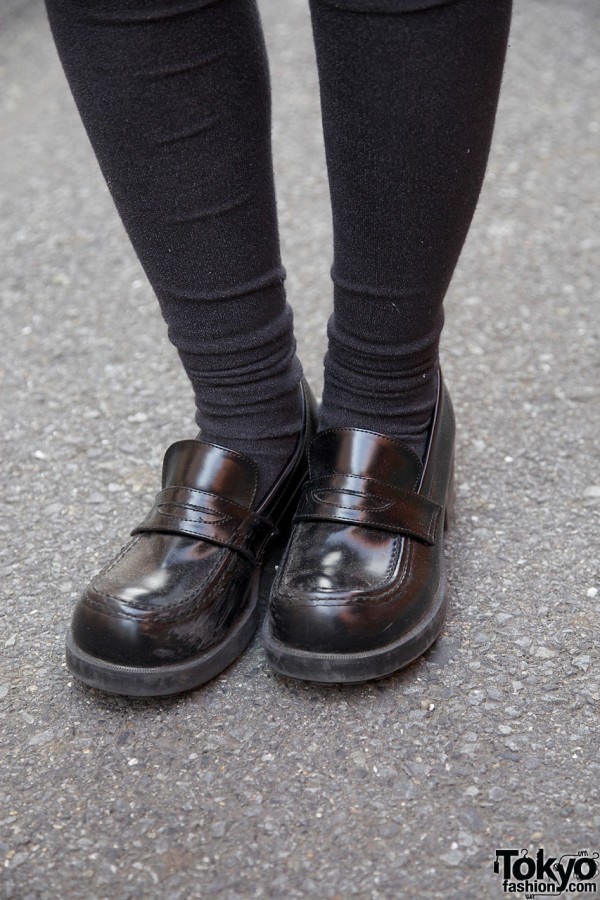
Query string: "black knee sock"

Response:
xmin=44 ymin=0 xmax=303 ymax=502
xmin=309 ymin=0 xmax=512 ymax=459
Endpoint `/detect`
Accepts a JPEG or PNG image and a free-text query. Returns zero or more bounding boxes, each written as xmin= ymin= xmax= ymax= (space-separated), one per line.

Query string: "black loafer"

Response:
xmin=66 ymin=379 xmax=318 ymax=697
xmin=262 ymin=372 xmax=455 ymax=683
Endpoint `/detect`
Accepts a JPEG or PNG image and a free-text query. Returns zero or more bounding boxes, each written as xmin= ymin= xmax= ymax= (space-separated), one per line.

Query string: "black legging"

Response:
xmin=44 ymin=0 xmax=512 ymax=499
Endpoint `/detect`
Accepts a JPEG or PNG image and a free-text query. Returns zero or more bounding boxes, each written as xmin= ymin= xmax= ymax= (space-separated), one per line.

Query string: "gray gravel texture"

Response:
xmin=1 ymin=0 xmax=599 ymax=897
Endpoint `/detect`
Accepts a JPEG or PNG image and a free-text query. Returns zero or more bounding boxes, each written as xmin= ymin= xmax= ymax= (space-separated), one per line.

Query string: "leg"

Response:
xmin=263 ymin=0 xmax=512 ymax=682
xmin=311 ymin=0 xmax=512 ymax=460
xmin=44 ymin=0 xmax=303 ymax=501
xmin=44 ymin=0 xmax=319 ymax=695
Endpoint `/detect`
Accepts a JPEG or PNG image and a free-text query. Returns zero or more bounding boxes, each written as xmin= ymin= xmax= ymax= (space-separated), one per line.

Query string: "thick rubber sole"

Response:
xmin=262 ymin=566 xmax=448 ymax=684
xmin=66 ymin=569 xmax=261 ymax=698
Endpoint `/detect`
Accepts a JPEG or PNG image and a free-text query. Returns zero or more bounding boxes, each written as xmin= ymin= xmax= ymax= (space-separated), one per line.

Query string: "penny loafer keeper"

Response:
xmin=66 ymin=379 xmax=318 ymax=697
xmin=262 ymin=372 xmax=455 ymax=684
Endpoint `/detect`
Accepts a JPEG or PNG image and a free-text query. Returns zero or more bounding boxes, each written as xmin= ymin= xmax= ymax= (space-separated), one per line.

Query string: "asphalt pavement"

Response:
xmin=1 ymin=0 xmax=599 ymax=897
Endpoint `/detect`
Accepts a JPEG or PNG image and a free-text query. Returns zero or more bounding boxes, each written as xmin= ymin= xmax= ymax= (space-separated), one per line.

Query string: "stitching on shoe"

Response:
xmin=310 ymin=489 xmax=392 ymax=510
xmin=157 ymin=486 xmax=250 ymax=513
xmin=90 ymin=535 xmax=142 ymax=582
xmin=86 ymin=550 xmax=247 ymax=621
xmin=89 ymin=540 xmax=229 ymax=609
xmin=276 ymin=546 xmax=414 ymax=611
xmin=298 ymin=510 xmax=437 ymax=544
xmin=87 ymin=496 xmax=268 ymax=615
xmin=276 ymin=539 xmax=429 ymax=609
xmin=147 ymin=508 xmax=235 ymax=527
xmin=299 ymin=471 xmax=440 ymax=540
xmin=278 ymin=531 xmax=403 ymax=596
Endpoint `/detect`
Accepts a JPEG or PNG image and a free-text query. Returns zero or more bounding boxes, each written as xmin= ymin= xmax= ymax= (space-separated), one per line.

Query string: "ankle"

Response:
xmin=196 ymin=381 xmax=305 ymax=504
xmin=318 ymin=362 xmax=439 ymax=463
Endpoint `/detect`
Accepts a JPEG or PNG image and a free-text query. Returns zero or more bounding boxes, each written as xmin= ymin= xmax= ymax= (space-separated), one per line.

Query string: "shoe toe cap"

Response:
xmin=268 ymin=579 xmax=414 ymax=655
xmin=267 ymin=521 xmax=408 ymax=654
xmin=69 ymin=533 xmax=231 ymax=667
xmin=70 ymin=587 xmax=181 ymax=667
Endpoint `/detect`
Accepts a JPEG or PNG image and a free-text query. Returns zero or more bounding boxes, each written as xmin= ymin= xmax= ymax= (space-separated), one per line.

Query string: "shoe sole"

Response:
xmin=66 ymin=569 xmax=261 ymax=698
xmin=261 ymin=564 xmax=448 ymax=684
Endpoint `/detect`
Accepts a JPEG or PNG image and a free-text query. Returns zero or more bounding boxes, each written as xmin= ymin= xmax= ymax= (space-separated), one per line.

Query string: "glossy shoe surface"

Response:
xmin=66 ymin=379 xmax=318 ymax=697
xmin=262 ymin=373 xmax=455 ymax=683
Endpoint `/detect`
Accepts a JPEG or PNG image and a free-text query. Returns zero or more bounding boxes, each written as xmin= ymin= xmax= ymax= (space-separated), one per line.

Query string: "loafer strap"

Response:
xmin=294 ymin=473 xmax=442 ymax=545
xmin=131 ymin=485 xmax=276 ymax=564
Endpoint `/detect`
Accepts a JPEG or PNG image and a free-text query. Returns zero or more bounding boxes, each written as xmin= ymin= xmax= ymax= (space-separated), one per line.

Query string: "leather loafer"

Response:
xmin=66 ymin=379 xmax=318 ymax=697
xmin=262 ymin=372 xmax=455 ymax=683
